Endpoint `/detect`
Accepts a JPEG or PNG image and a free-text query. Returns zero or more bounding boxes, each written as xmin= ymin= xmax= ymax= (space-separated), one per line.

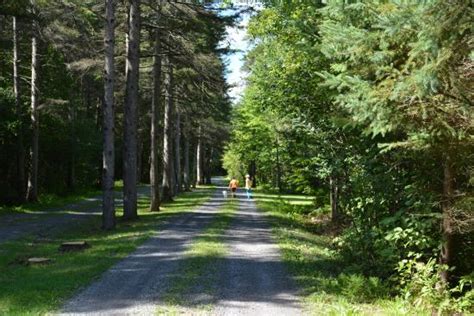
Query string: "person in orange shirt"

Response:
xmin=228 ymin=177 xmax=239 ymax=198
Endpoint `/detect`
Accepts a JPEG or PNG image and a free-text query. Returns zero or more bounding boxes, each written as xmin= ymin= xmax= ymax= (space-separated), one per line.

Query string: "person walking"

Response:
xmin=228 ymin=177 xmax=239 ymax=198
xmin=245 ymin=174 xmax=253 ymax=199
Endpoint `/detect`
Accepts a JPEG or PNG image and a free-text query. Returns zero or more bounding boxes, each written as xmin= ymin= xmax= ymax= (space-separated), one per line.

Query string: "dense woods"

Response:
xmin=0 ymin=0 xmax=473 ymax=314
xmin=224 ymin=0 xmax=473 ymax=312
xmin=0 ymin=0 xmax=230 ymax=225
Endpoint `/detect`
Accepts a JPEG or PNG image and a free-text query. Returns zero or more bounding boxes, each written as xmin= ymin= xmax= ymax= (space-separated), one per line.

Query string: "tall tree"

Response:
xmin=102 ymin=0 xmax=116 ymax=230
xmin=161 ymin=53 xmax=175 ymax=202
xmin=183 ymin=133 xmax=191 ymax=191
xmin=26 ymin=3 xmax=39 ymax=202
xmin=196 ymin=126 xmax=203 ymax=185
xmin=149 ymin=28 xmax=162 ymax=212
xmin=174 ymin=108 xmax=181 ymax=193
xmin=13 ymin=16 xmax=25 ymax=200
xmin=123 ymin=0 xmax=141 ymax=220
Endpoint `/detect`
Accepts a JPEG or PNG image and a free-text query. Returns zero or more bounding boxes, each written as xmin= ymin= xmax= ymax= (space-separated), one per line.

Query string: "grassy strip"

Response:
xmin=0 ymin=186 xmax=213 ymax=315
xmin=255 ymin=191 xmax=426 ymax=316
xmin=157 ymin=199 xmax=238 ymax=315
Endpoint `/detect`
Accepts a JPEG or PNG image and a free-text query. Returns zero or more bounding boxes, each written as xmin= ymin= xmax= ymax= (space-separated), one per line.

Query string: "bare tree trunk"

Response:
xmin=205 ymin=148 xmax=212 ymax=184
xmin=174 ymin=109 xmax=181 ymax=193
xmin=13 ymin=16 xmax=25 ymax=201
xmin=67 ymin=100 xmax=76 ymax=191
xmin=196 ymin=126 xmax=203 ymax=185
xmin=123 ymin=0 xmax=140 ymax=220
xmin=440 ymin=153 xmax=454 ymax=284
xmin=183 ymin=137 xmax=190 ymax=191
xmin=161 ymin=53 xmax=174 ymax=202
xmin=149 ymin=29 xmax=161 ymax=212
xmin=330 ymin=175 xmax=339 ymax=223
xmin=191 ymin=141 xmax=197 ymax=189
xmin=102 ymin=0 xmax=116 ymax=230
xmin=26 ymin=17 xmax=39 ymax=202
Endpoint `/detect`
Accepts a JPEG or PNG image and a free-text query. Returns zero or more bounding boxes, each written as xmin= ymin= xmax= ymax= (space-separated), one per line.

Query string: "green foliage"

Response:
xmin=397 ymin=258 xmax=474 ymax=314
xmin=224 ymin=0 xmax=473 ymax=311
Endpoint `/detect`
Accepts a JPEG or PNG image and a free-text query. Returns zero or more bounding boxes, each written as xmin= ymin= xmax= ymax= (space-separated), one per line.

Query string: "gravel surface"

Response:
xmin=58 ymin=185 xmax=302 ymax=315
xmin=58 ymin=189 xmax=224 ymax=316
xmin=211 ymin=195 xmax=302 ymax=316
xmin=0 ymin=187 xmax=148 ymax=245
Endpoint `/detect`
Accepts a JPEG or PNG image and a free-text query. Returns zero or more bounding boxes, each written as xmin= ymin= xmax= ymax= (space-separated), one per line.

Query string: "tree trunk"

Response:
xmin=205 ymin=148 xmax=212 ymax=184
xmin=122 ymin=0 xmax=140 ymax=220
xmin=275 ymin=142 xmax=281 ymax=192
xmin=183 ymin=137 xmax=190 ymax=191
xmin=161 ymin=53 xmax=174 ymax=202
xmin=13 ymin=16 xmax=25 ymax=201
xmin=191 ymin=141 xmax=197 ymax=189
xmin=439 ymin=153 xmax=454 ymax=284
xmin=174 ymin=109 xmax=181 ymax=193
xmin=102 ymin=0 xmax=116 ymax=230
xmin=249 ymin=160 xmax=257 ymax=188
xmin=330 ymin=175 xmax=339 ymax=222
xmin=67 ymin=100 xmax=76 ymax=191
xmin=149 ymin=29 xmax=161 ymax=212
xmin=26 ymin=19 xmax=39 ymax=202
xmin=196 ymin=126 xmax=203 ymax=185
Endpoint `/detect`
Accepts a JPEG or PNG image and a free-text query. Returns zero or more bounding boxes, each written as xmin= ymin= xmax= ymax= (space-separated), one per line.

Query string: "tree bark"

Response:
xmin=174 ymin=109 xmax=181 ymax=193
xmin=67 ymin=100 xmax=76 ymax=191
xmin=123 ymin=0 xmax=140 ymax=220
xmin=13 ymin=16 xmax=25 ymax=200
xmin=161 ymin=53 xmax=174 ymax=202
xmin=149 ymin=29 xmax=161 ymax=212
xmin=183 ymin=137 xmax=191 ymax=191
xmin=196 ymin=126 xmax=203 ymax=185
xmin=439 ymin=153 xmax=454 ymax=284
xmin=330 ymin=175 xmax=339 ymax=223
xmin=26 ymin=14 xmax=39 ymax=202
xmin=102 ymin=0 xmax=116 ymax=230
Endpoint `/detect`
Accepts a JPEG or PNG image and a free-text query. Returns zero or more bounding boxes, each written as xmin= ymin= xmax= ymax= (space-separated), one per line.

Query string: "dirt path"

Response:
xmin=0 ymin=187 xmax=149 ymax=245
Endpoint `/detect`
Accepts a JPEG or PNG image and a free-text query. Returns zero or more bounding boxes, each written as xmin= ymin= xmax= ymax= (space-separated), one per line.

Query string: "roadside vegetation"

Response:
xmin=224 ymin=1 xmax=473 ymax=314
xmin=0 ymin=187 xmax=213 ymax=315
xmin=256 ymin=190 xmax=429 ymax=315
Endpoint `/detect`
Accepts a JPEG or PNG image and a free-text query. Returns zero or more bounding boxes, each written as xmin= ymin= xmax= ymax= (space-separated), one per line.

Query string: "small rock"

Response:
xmin=28 ymin=257 xmax=52 ymax=265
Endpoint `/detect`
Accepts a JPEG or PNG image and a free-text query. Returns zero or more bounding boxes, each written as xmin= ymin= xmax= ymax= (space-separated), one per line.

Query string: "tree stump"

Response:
xmin=59 ymin=241 xmax=90 ymax=252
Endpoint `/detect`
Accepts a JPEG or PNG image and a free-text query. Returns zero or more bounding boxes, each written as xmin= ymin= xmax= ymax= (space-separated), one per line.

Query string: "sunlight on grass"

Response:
xmin=255 ymin=190 xmax=427 ymax=316
xmin=0 ymin=187 xmax=102 ymax=217
xmin=0 ymin=187 xmax=213 ymax=315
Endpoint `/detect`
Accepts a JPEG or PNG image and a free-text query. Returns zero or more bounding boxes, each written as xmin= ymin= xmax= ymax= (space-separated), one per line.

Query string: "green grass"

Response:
xmin=255 ymin=190 xmax=427 ymax=316
xmin=0 ymin=186 xmax=213 ymax=316
xmin=157 ymin=199 xmax=237 ymax=315
xmin=0 ymin=187 xmax=102 ymax=217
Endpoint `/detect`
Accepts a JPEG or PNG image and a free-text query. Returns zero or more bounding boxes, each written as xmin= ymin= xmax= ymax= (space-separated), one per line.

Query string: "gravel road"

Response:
xmin=58 ymin=185 xmax=302 ymax=315
xmin=211 ymin=196 xmax=302 ymax=315
xmin=0 ymin=187 xmax=148 ymax=245
xmin=59 ymin=189 xmax=224 ymax=316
